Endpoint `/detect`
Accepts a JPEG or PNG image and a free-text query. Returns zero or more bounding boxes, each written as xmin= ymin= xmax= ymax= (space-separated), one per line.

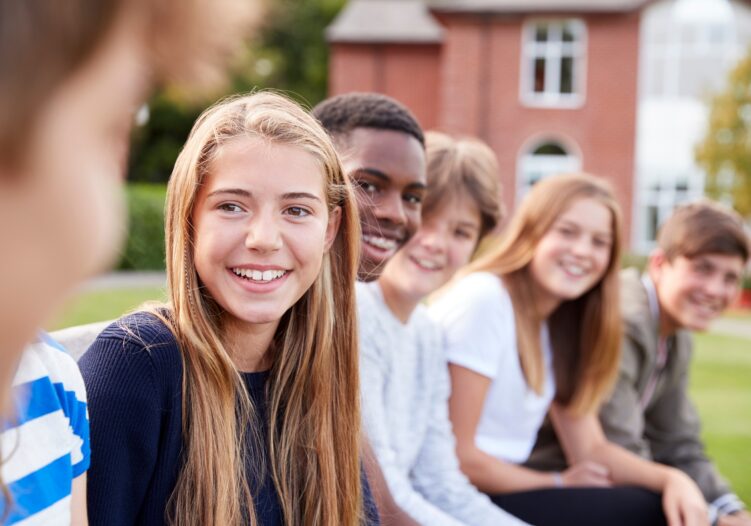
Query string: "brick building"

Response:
xmin=327 ymin=0 xmax=751 ymax=250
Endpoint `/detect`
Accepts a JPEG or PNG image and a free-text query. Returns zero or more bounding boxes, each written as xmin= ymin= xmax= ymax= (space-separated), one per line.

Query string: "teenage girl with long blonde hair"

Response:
xmin=429 ymin=173 xmax=708 ymax=526
xmin=79 ymin=92 xmax=377 ymax=525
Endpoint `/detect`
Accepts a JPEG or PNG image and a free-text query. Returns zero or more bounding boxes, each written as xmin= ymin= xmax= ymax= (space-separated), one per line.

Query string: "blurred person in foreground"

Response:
xmin=527 ymin=200 xmax=751 ymax=526
xmin=0 ymin=0 xmax=257 ymax=522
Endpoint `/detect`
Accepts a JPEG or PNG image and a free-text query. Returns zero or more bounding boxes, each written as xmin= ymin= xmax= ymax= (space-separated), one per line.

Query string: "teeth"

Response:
xmin=561 ymin=263 xmax=585 ymax=276
xmin=414 ymin=257 xmax=440 ymax=270
xmin=363 ymin=235 xmax=398 ymax=251
xmin=232 ymin=268 xmax=286 ymax=282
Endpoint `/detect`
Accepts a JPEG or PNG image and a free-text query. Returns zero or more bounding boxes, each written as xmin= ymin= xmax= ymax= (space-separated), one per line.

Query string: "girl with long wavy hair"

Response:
xmin=429 ymin=173 xmax=708 ymax=526
xmin=79 ymin=92 xmax=377 ymax=525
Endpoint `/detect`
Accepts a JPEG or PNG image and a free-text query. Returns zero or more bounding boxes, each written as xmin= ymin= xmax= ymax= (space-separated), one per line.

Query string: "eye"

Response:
xmin=355 ymin=180 xmax=379 ymax=195
xmin=454 ymin=228 xmax=474 ymax=240
xmin=404 ymin=192 xmax=423 ymax=205
xmin=285 ymin=206 xmax=311 ymax=217
xmin=725 ymin=273 xmax=741 ymax=286
xmin=692 ymin=262 xmax=713 ymax=275
xmin=556 ymin=226 xmax=576 ymax=238
xmin=217 ymin=203 xmax=244 ymax=213
xmin=593 ymin=237 xmax=612 ymax=249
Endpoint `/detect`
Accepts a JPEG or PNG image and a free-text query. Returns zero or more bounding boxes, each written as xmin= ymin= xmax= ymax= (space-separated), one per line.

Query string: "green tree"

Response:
xmin=127 ymin=0 xmax=345 ymax=184
xmin=696 ymin=47 xmax=751 ymax=217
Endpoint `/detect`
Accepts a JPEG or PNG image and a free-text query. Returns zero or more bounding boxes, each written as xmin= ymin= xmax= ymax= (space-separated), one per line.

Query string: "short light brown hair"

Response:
xmin=658 ymin=200 xmax=749 ymax=263
xmin=422 ymin=131 xmax=504 ymax=239
xmin=0 ymin=0 xmax=257 ymax=164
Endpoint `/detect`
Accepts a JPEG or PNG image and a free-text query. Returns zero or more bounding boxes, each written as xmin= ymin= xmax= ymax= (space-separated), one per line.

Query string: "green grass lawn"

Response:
xmin=47 ymin=286 xmax=166 ymax=330
xmin=50 ymin=286 xmax=751 ymax=502
xmin=691 ymin=331 xmax=751 ymax=504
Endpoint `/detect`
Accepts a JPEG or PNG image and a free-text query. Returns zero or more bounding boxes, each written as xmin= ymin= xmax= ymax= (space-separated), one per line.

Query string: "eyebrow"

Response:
xmin=558 ymin=219 xmax=613 ymax=238
xmin=352 ymin=167 xmax=427 ymax=191
xmin=205 ymin=188 xmax=323 ymax=203
xmin=206 ymin=188 xmax=251 ymax=199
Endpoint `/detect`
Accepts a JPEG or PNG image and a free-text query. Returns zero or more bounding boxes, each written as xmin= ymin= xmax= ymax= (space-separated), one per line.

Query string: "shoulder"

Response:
xmin=619 ymin=269 xmax=655 ymax=345
xmin=79 ymin=311 xmax=183 ymax=406
xmin=619 ymin=268 xmax=650 ymax=325
xmin=97 ymin=310 xmax=178 ymax=347
xmin=15 ymin=335 xmax=86 ymax=400
xmin=430 ymin=272 xmax=509 ymax=321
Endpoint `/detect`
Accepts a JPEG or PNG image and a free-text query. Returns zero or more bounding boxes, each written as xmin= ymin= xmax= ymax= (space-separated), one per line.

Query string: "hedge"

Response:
xmin=117 ymin=183 xmax=167 ymax=270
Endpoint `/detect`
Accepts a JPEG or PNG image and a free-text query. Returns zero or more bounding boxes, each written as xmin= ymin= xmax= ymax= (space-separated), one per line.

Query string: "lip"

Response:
xmin=557 ymin=260 xmax=591 ymax=280
xmin=361 ymin=238 xmax=397 ymax=268
xmin=227 ymin=267 xmax=290 ymax=293
xmin=409 ymin=254 xmax=442 ymax=273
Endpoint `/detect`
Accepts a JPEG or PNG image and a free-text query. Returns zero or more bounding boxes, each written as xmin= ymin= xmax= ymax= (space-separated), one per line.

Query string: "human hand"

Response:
xmin=560 ymin=461 xmax=612 ymax=487
xmin=718 ymin=510 xmax=751 ymax=526
xmin=662 ymin=469 xmax=709 ymax=526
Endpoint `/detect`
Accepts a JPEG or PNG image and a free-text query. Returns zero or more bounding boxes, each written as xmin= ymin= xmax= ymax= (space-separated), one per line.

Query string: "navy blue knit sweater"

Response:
xmin=79 ymin=311 xmax=379 ymax=525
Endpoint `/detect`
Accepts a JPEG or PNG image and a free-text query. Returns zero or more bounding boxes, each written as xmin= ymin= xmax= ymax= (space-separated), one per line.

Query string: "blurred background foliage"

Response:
xmin=697 ymin=46 xmax=751 ymax=218
xmin=126 ymin=0 xmax=345 ymax=185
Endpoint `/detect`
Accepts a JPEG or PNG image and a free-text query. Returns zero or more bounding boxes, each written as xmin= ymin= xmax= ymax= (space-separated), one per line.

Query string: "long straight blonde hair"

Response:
xmin=156 ymin=92 xmax=362 ymax=525
xmin=466 ymin=173 xmax=623 ymax=414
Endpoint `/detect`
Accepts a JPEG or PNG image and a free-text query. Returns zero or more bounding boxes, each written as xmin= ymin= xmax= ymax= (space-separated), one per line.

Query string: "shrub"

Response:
xmin=117 ymin=183 xmax=167 ymax=270
xmin=621 ymin=251 xmax=648 ymax=271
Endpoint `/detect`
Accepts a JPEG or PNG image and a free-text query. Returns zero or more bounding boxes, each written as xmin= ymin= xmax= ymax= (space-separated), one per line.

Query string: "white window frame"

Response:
xmin=519 ymin=18 xmax=587 ymax=109
xmin=516 ymin=139 xmax=582 ymax=203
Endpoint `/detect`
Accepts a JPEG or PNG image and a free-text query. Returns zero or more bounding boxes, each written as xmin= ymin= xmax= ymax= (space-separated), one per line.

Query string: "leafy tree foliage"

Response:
xmin=127 ymin=0 xmax=345 ymax=183
xmin=696 ymin=47 xmax=751 ymax=217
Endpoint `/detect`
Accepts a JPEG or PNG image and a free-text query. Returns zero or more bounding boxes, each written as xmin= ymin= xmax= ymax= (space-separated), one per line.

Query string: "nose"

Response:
xmin=418 ymin=223 xmax=447 ymax=255
xmin=570 ymin=235 xmax=594 ymax=258
xmin=376 ymin=191 xmax=407 ymax=227
xmin=244 ymin=210 xmax=283 ymax=253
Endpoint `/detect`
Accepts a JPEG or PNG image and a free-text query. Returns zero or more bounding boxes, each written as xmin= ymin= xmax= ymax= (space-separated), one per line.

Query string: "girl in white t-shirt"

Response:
xmin=429 ymin=173 xmax=709 ymax=526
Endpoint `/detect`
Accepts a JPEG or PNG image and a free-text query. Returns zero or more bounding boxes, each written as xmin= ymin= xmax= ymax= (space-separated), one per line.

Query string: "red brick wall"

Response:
xmin=328 ymin=10 xmax=641 ymax=244
xmin=329 ymin=43 xmax=442 ymax=130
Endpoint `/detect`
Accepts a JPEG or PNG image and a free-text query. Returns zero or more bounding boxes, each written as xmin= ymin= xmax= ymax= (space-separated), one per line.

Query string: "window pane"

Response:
xmin=562 ymin=23 xmax=577 ymax=43
xmin=560 ymin=56 xmax=574 ymax=94
xmin=533 ymin=143 xmax=567 ymax=156
xmin=535 ymin=24 xmax=548 ymax=42
xmin=534 ymin=58 xmax=546 ymax=92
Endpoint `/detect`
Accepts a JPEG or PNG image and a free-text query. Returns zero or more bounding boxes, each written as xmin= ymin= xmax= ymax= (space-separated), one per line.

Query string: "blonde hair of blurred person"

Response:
xmin=80 ymin=92 xmax=366 ymax=525
xmin=0 ymin=0 xmax=258 ymax=404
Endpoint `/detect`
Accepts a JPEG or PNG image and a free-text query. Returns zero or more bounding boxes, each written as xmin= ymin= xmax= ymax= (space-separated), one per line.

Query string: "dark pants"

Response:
xmin=491 ymin=487 xmax=667 ymax=526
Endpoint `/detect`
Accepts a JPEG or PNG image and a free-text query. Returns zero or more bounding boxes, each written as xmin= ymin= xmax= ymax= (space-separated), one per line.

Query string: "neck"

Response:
xmin=222 ymin=316 xmax=277 ymax=372
xmin=529 ymin=280 xmax=560 ymax=319
xmin=658 ymin=311 xmax=678 ymax=339
xmin=378 ymin=277 xmax=421 ymax=324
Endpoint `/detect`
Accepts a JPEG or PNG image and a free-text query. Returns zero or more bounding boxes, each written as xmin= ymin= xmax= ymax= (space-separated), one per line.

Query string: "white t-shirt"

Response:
xmin=428 ymin=272 xmax=555 ymax=464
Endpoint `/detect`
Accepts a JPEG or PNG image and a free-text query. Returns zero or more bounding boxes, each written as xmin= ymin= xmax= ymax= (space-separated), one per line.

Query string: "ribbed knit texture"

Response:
xmin=78 ymin=312 xmax=283 ymax=526
xmin=79 ymin=311 xmax=380 ymax=525
xmin=358 ymin=282 xmax=529 ymax=526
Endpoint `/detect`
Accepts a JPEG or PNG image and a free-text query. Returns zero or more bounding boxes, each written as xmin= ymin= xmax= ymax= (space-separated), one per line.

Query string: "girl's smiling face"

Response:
xmin=529 ymin=197 xmax=614 ymax=314
xmin=382 ymin=190 xmax=482 ymax=304
xmin=192 ymin=137 xmax=340 ymax=331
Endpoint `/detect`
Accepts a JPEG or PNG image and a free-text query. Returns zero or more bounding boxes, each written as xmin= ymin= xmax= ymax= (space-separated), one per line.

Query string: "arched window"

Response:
xmin=517 ymin=140 xmax=581 ymax=202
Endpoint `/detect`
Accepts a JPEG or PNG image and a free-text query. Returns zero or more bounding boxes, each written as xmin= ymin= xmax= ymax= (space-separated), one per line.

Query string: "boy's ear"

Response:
xmin=647 ymin=248 xmax=668 ymax=282
xmin=324 ymin=206 xmax=342 ymax=252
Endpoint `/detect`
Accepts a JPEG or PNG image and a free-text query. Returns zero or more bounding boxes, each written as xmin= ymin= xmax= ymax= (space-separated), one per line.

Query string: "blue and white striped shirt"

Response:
xmin=1 ymin=334 xmax=90 ymax=525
